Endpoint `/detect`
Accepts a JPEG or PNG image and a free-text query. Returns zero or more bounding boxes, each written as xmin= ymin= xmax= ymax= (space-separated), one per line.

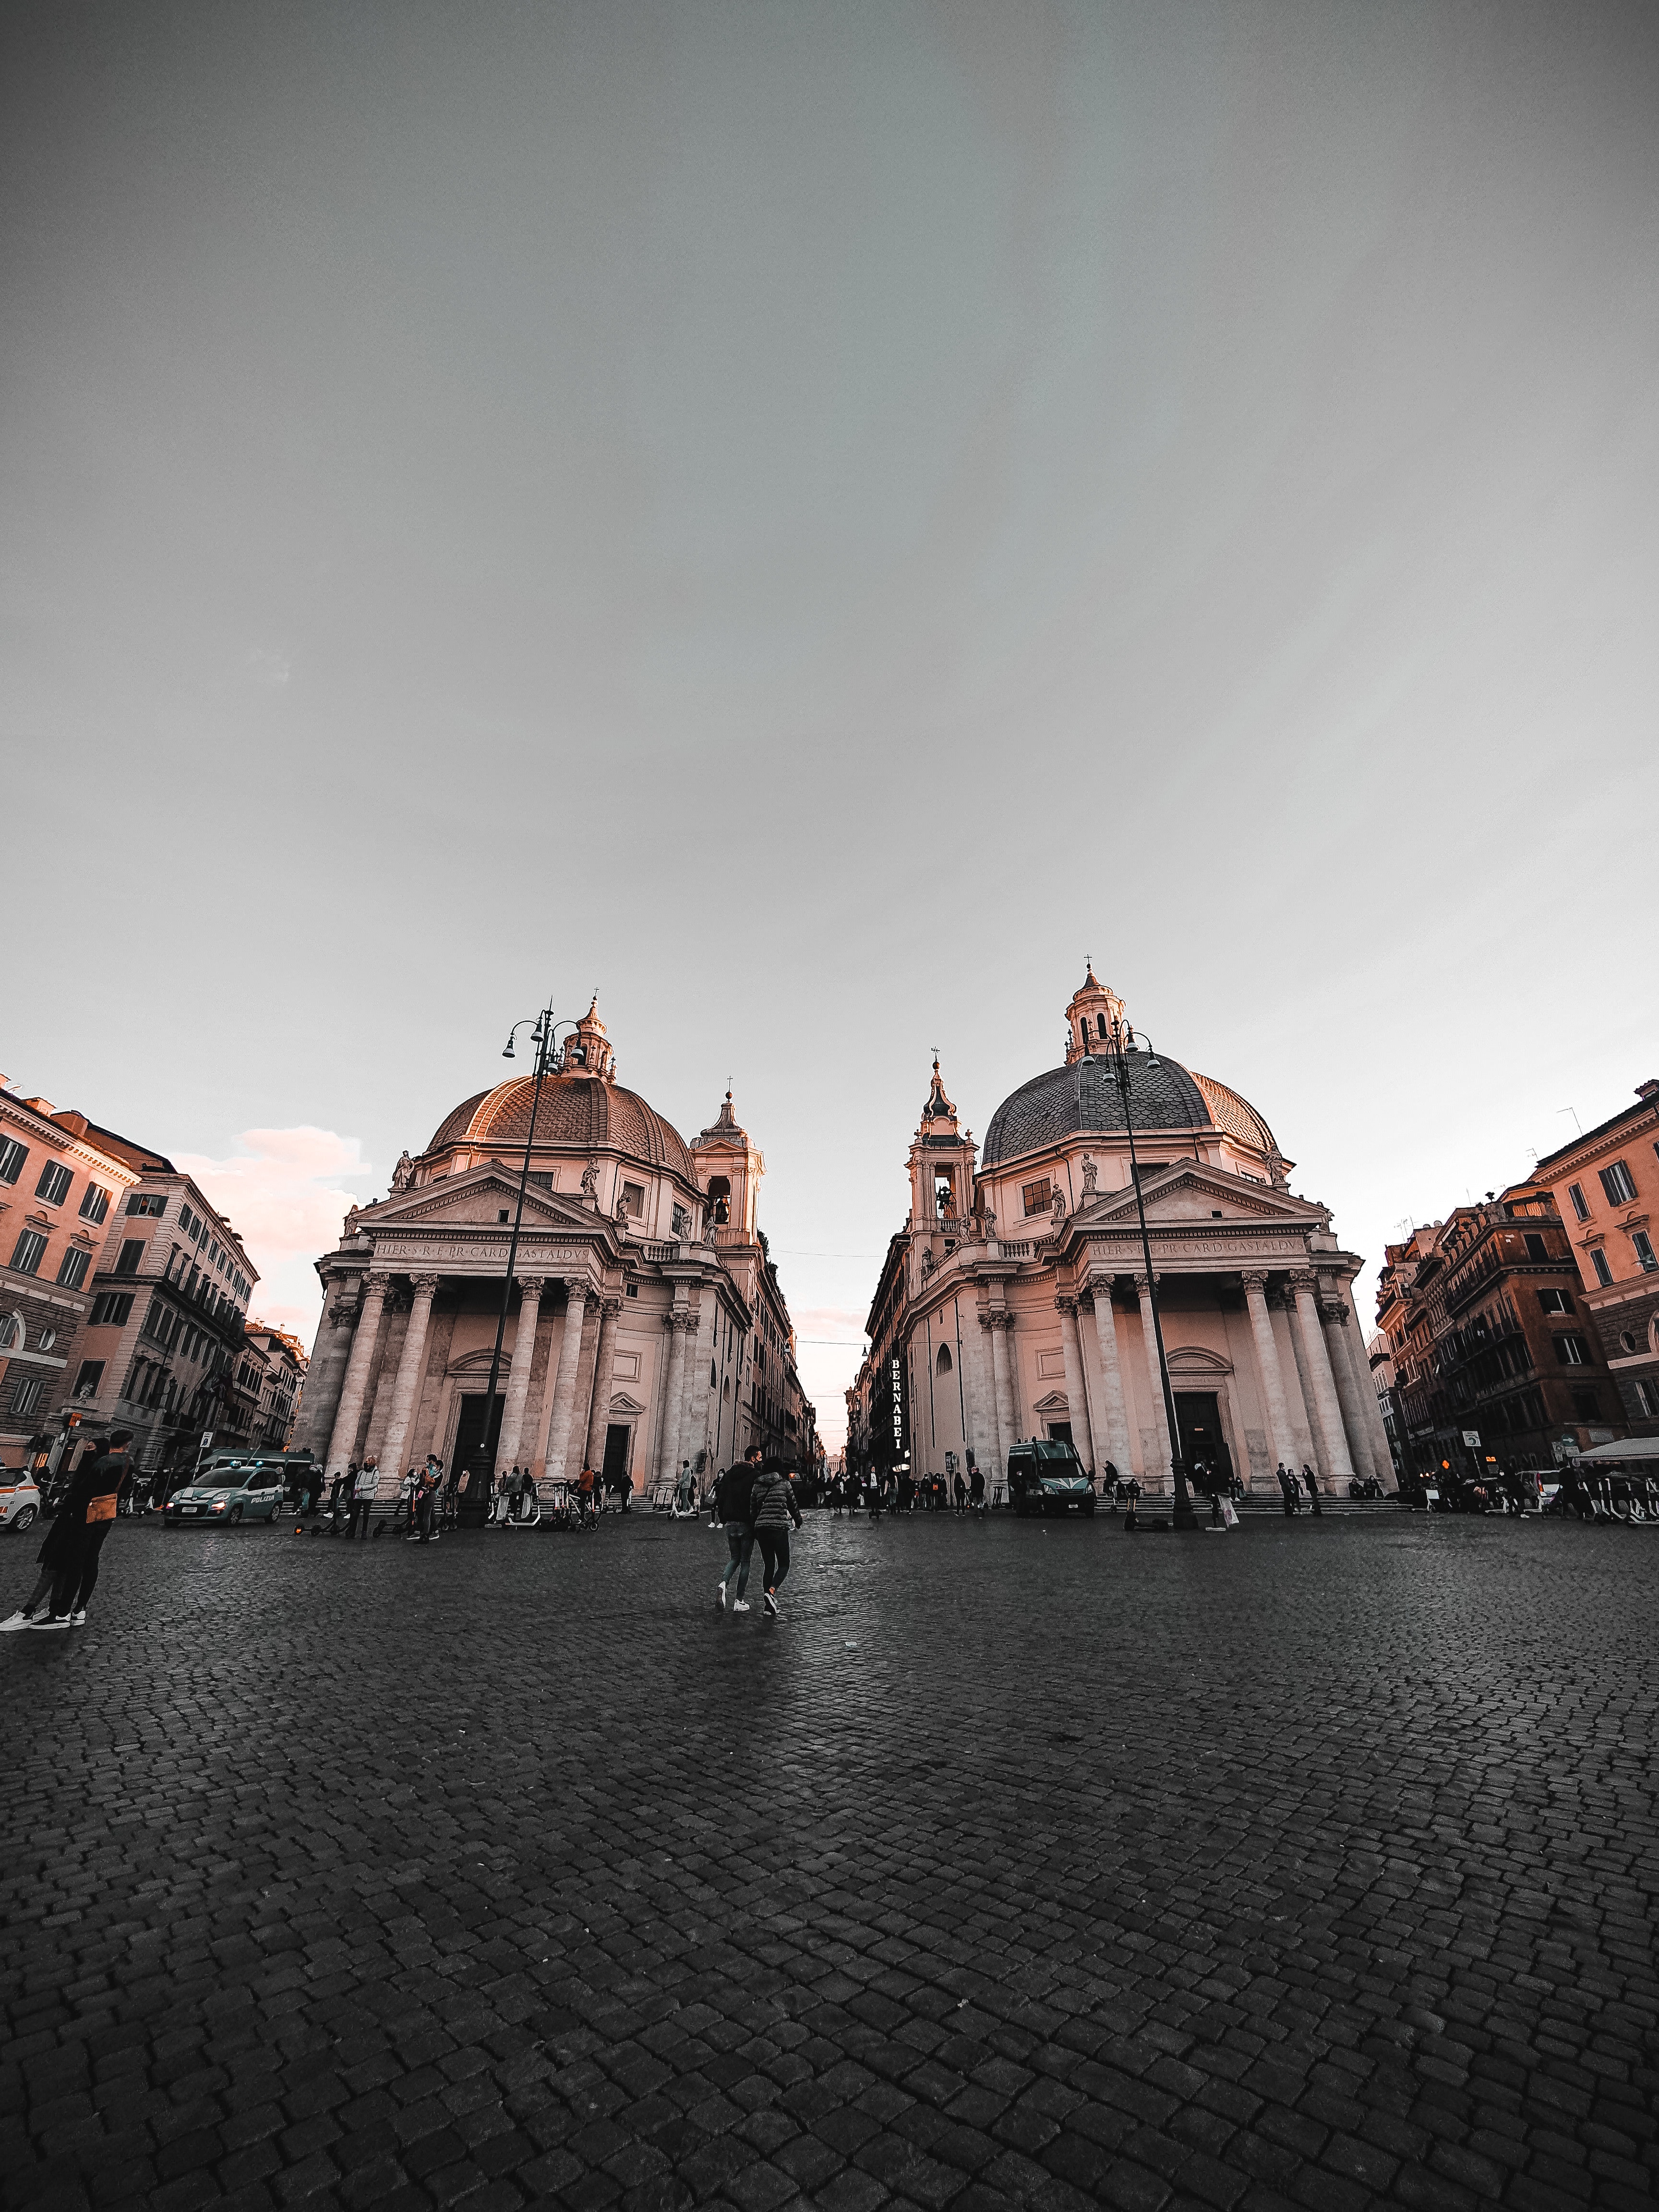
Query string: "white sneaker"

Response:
xmin=717 ymin=1580 xmax=727 ymax=1608
xmin=0 ymin=1611 xmax=36 ymax=1633
xmin=764 ymin=1592 xmax=779 ymax=1617
xmin=70 ymin=1610 xmax=88 ymax=1625
xmin=26 ymin=1615 xmax=71 ymax=1631
xmin=732 ymin=1599 xmax=750 ymax=1612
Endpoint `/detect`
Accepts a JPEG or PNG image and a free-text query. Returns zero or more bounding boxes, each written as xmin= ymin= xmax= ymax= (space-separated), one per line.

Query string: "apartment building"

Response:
xmin=1534 ymin=1080 xmax=1659 ymax=1437
xmin=0 ymin=1083 xmax=159 ymax=1472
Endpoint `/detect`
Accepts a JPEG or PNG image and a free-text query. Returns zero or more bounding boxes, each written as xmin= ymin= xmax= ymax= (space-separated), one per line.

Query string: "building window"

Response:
xmin=672 ymin=1203 xmax=691 ymax=1238
xmin=78 ymin=1184 xmax=112 ymax=1226
xmin=936 ymin=1343 xmax=953 ymax=1374
xmin=1633 ymin=1230 xmax=1657 ymax=1274
xmin=9 ymin=1230 xmax=47 ymax=1277
xmin=1536 ymin=1287 xmax=1573 ymax=1314
xmin=1523 ymin=1233 xmax=1548 ymax=1262
xmin=1590 ymin=1249 xmax=1614 ymax=1287
xmin=0 ymin=1138 xmax=28 ymax=1185
xmin=1571 ymin=1388 xmax=1600 ymax=1422
xmin=620 ymin=1181 xmax=646 ymax=1217
xmin=73 ymin=1359 xmax=104 ymax=1400
xmin=12 ymin=1374 xmax=45 ymax=1417
xmin=35 ymin=1160 xmax=73 ymax=1206
xmin=1635 ymin=1379 xmax=1659 ymax=1419
xmin=56 ymin=1249 xmax=91 ymax=1291
xmin=1599 ymin=1161 xmax=1638 ymax=1206
xmin=625 ymin=1281 xmax=638 ymax=1297
xmin=90 ymin=1291 xmax=134 ymax=1327
xmin=1553 ymin=1334 xmax=1590 ymax=1367
xmin=1567 ymin=1182 xmax=1590 ymax=1221
xmin=1022 ymin=1178 xmax=1052 ymax=1217
xmin=128 ymin=1191 xmax=167 ymax=1217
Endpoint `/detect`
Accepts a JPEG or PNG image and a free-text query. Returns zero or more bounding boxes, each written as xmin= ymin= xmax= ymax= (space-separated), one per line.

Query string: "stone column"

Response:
xmin=298 ymin=1273 xmax=353 ymax=1459
xmin=325 ymin=1272 xmax=389 ymax=1472
xmin=1133 ymin=1275 xmax=1173 ymax=1490
xmin=1086 ymin=1277 xmax=1136 ymax=1477
xmin=1341 ymin=1279 xmax=1396 ymax=1484
xmin=1055 ymin=1296 xmax=1096 ymax=1474
xmin=676 ymin=1292 xmax=705 ymax=1471
xmin=1242 ymin=1269 xmax=1300 ymax=1478
xmin=583 ymin=1297 xmax=624 ymax=1471
xmin=656 ymin=1308 xmax=690 ymax=1482
xmin=495 ymin=1276 xmax=547 ymax=1472
xmin=1290 ymin=1272 xmax=1355 ymax=1486
xmin=541 ymin=1278 xmax=590 ymax=1484
xmin=1322 ymin=1292 xmax=1381 ymax=1486
xmin=975 ymin=1312 xmax=1005 ymax=1476
xmin=989 ymin=1312 xmax=1018 ymax=1472
xmin=1279 ymin=1288 xmax=1325 ymax=1471
xmin=374 ymin=1275 xmax=440 ymax=1498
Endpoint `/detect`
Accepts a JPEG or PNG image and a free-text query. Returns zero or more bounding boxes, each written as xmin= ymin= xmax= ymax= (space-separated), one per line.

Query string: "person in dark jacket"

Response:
xmin=24 ymin=1431 xmax=133 ymax=1628
xmin=1301 ymin=1463 xmax=1322 ymax=1515
xmin=1276 ymin=1463 xmax=1298 ymax=1515
xmin=715 ymin=1445 xmax=764 ymax=1611
xmin=747 ymin=1456 xmax=803 ymax=1618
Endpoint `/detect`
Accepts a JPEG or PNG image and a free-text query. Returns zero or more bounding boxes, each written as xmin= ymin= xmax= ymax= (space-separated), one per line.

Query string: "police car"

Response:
xmin=0 ymin=1469 xmax=42 ymax=1534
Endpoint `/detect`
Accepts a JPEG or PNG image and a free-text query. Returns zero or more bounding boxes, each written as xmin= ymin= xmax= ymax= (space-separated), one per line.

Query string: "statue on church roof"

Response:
xmin=1081 ymin=1154 xmax=1097 ymax=1196
xmin=390 ymin=1150 xmax=414 ymax=1194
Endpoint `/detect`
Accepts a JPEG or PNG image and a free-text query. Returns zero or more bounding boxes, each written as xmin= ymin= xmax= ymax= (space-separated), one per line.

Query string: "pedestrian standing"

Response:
xmin=969 ymin=1464 xmax=985 ymax=1516
xmin=350 ymin=1459 xmax=379 ymax=1538
xmin=747 ymin=1456 xmax=803 ymax=1618
xmin=577 ymin=1462 xmax=596 ymax=1524
xmin=1276 ymin=1463 xmax=1297 ymax=1515
xmin=392 ymin=1467 xmax=417 ymax=1535
xmin=417 ymin=1466 xmax=440 ymax=1542
xmin=1301 ymin=1464 xmax=1322 ymax=1515
xmin=1 ymin=1430 xmax=134 ymax=1630
xmin=715 ymin=1445 xmax=763 ymax=1611
xmin=953 ymin=1471 xmax=967 ymax=1515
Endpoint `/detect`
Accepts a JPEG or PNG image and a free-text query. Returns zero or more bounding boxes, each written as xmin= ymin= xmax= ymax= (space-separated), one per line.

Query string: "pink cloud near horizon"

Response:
xmin=174 ymin=1126 xmax=377 ymax=1352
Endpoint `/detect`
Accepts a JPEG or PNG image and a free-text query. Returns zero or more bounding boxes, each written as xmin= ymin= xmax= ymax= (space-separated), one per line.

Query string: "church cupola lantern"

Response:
xmin=563 ymin=994 xmax=616 ymax=1080
xmin=1064 ymin=960 xmax=1127 ymax=1066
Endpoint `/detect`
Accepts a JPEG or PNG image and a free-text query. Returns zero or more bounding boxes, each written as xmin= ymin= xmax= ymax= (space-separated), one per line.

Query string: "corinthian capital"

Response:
xmin=515 ymin=1274 xmax=547 ymax=1301
xmin=1288 ymin=1269 xmax=1317 ymax=1293
xmin=1054 ymin=1294 xmax=1078 ymax=1316
xmin=1240 ymin=1269 xmax=1270 ymax=1294
xmin=409 ymin=1274 xmax=442 ymax=1296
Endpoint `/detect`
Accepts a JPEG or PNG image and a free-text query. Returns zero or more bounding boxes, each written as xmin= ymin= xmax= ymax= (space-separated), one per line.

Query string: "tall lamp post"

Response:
xmin=1090 ymin=1017 xmax=1199 ymax=1531
xmin=459 ymin=998 xmax=576 ymax=1527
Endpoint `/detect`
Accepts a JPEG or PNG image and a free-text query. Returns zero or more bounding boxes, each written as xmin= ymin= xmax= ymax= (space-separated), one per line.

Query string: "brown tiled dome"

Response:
xmin=426 ymin=1074 xmax=696 ymax=1184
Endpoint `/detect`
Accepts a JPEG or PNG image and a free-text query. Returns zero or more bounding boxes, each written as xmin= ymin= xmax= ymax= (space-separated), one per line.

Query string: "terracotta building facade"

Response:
xmin=1533 ymin=1080 xmax=1659 ymax=1437
xmin=299 ymin=1000 xmax=815 ymax=1498
xmin=849 ymin=967 xmax=1391 ymax=1497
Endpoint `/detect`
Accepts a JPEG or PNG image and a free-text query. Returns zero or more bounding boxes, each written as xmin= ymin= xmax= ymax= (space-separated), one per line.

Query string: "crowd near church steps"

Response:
xmin=297 ymin=998 xmax=817 ymax=1500
xmin=847 ymin=965 xmax=1393 ymax=1498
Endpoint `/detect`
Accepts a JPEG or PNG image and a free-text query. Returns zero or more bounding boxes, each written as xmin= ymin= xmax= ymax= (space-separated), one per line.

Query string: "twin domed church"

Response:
xmin=297 ymin=999 xmax=814 ymax=1496
xmin=847 ymin=965 xmax=1393 ymax=1496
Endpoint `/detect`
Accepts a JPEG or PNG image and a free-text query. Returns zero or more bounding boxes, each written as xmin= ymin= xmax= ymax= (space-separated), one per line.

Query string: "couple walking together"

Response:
xmin=714 ymin=1444 xmax=801 ymax=1618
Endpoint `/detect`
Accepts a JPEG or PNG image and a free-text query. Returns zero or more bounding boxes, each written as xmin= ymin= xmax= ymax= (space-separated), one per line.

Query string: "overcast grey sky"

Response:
xmin=5 ymin=1 xmax=1657 ymax=1443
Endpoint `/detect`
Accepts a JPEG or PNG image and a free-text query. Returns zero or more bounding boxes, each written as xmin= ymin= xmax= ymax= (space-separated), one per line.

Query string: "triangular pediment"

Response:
xmin=1082 ymin=1163 xmax=1311 ymax=1226
xmin=1033 ymin=1388 xmax=1070 ymax=1413
xmin=363 ymin=1167 xmax=600 ymax=1235
xmin=609 ymin=1390 xmax=646 ymax=1415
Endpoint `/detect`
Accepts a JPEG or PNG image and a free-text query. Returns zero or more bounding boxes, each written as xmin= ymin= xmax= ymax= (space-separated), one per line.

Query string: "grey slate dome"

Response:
xmin=982 ymin=1050 xmax=1213 ymax=1166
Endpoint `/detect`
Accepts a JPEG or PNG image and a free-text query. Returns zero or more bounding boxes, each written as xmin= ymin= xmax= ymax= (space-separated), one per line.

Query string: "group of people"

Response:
xmin=1275 ymin=1461 xmax=1323 ymax=1515
xmin=1 ymin=1429 xmax=134 ymax=1631
xmin=713 ymin=1444 xmax=803 ymax=1616
xmin=823 ymin=1467 xmax=989 ymax=1517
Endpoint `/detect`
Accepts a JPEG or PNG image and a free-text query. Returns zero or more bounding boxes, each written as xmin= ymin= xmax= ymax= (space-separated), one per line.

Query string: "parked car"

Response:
xmin=162 ymin=1464 xmax=286 ymax=1527
xmin=0 ymin=1470 xmax=41 ymax=1534
xmin=1006 ymin=1440 xmax=1096 ymax=1517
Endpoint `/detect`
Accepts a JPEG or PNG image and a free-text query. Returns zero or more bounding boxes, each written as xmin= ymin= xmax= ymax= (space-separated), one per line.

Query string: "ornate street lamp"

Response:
xmin=1088 ymin=1016 xmax=1199 ymax=1531
xmin=459 ymin=999 xmax=577 ymax=1527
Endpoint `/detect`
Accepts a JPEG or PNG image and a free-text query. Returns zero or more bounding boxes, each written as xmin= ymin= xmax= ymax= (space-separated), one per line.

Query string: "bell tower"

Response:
xmin=1064 ymin=960 xmax=1126 ymax=1065
xmin=691 ymin=1089 xmax=763 ymax=1243
xmin=906 ymin=1058 xmax=977 ymax=1232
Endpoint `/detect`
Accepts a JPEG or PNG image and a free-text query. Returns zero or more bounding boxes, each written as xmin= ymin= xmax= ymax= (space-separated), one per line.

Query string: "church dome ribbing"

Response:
xmin=979 ymin=966 xmax=1281 ymax=1169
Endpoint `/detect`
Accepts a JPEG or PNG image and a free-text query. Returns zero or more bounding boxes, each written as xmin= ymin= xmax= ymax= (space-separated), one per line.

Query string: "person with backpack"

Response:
xmin=747 ymin=1456 xmax=803 ymax=1618
xmin=714 ymin=1445 xmax=763 ymax=1610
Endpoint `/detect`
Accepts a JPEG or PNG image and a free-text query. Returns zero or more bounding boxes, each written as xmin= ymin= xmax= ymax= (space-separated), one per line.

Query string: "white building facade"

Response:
xmin=854 ymin=967 xmax=1394 ymax=1498
xmin=299 ymin=1000 xmax=814 ymax=1495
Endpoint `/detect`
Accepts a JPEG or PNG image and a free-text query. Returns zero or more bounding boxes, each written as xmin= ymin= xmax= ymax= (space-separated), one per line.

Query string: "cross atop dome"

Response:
xmin=1065 ymin=961 xmax=1126 ymax=1066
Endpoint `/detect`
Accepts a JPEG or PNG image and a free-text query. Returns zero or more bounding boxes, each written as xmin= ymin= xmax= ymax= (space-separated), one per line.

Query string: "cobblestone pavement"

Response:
xmin=3 ymin=1509 xmax=1656 ymax=2212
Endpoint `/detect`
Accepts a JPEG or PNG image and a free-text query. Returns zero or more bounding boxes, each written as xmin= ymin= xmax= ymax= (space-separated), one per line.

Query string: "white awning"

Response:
xmin=1576 ymin=1433 xmax=1659 ymax=1463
